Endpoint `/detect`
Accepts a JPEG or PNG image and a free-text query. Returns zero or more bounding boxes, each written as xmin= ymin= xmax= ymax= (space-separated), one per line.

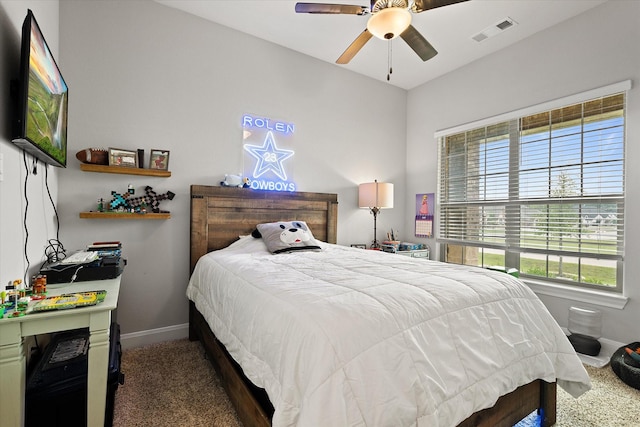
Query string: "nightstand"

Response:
xmin=396 ymin=248 xmax=430 ymax=260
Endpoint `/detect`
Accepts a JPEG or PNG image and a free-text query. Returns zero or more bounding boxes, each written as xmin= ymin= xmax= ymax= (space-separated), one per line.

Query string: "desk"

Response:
xmin=0 ymin=277 xmax=121 ymax=427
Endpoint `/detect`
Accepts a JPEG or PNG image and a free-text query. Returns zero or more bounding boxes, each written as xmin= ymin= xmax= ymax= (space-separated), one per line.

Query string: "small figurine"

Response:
xmin=220 ymin=174 xmax=243 ymax=187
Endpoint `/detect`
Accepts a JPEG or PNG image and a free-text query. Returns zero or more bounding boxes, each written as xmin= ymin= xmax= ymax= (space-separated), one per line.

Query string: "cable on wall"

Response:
xmin=22 ymin=151 xmax=30 ymax=284
xmin=40 ymin=164 xmax=66 ymax=269
xmin=45 ymin=164 xmax=61 ymax=241
xmin=22 ymin=154 xmax=67 ymax=282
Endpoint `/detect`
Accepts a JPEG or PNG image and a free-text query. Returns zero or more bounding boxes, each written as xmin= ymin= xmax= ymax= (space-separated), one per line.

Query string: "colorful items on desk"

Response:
xmin=1 ymin=275 xmax=48 ymax=319
xmin=32 ymin=290 xmax=107 ymax=312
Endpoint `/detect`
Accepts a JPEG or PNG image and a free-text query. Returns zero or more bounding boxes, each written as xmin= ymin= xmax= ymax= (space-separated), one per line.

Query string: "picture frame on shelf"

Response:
xmin=149 ymin=149 xmax=170 ymax=170
xmin=109 ymin=148 xmax=138 ymax=168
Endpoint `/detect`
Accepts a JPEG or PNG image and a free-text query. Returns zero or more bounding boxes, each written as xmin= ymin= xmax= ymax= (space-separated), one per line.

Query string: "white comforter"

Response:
xmin=186 ymin=236 xmax=591 ymax=427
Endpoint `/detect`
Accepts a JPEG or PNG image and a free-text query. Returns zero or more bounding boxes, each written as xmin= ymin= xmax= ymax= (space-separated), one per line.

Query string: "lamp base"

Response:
xmin=370 ymin=207 xmax=381 ymax=250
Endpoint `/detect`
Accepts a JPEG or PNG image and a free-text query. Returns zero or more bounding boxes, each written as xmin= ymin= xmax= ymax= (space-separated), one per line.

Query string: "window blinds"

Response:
xmin=438 ymin=92 xmax=625 ymax=261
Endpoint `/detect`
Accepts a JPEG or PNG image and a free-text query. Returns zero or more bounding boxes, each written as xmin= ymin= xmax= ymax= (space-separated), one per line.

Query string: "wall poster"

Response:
xmin=415 ymin=193 xmax=434 ymax=238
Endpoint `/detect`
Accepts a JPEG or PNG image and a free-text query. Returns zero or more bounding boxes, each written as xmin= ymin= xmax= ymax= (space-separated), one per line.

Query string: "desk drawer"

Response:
xmin=397 ymin=249 xmax=430 ymax=259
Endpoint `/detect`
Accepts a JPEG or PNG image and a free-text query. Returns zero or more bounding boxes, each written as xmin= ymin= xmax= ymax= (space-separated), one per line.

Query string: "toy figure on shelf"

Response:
xmin=220 ymin=174 xmax=244 ymax=187
xmin=110 ymin=192 xmax=129 ymax=211
xmin=108 ymin=185 xmax=175 ymax=213
xmin=127 ymin=186 xmax=175 ymax=213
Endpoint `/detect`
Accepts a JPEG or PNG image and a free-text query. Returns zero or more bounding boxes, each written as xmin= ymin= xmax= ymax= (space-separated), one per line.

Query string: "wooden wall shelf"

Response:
xmin=80 ymin=212 xmax=171 ymax=220
xmin=80 ymin=163 xmax=171 ymax=177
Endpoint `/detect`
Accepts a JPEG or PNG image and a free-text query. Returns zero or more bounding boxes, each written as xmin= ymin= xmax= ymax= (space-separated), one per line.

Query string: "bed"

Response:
xmin=187 ymin=185 xmax=590 ymax=427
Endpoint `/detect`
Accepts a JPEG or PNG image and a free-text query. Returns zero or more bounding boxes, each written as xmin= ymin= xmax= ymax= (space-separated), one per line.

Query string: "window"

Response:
xmin=437 ymin=87 xmax=626 ymax=292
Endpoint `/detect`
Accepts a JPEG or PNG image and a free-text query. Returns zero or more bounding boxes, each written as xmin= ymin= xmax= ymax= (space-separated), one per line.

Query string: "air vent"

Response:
xmin=472 ymin=17 xmax=517 ymax=42
xmin=472 ymin=33 xmax=488 ymax=42
xmin=496 ymin=19 xmax=514 ymax=31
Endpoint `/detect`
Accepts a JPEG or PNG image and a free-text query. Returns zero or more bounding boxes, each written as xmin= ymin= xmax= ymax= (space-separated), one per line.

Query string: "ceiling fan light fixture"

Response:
xmin=367 ymin=7 xmax=411 ymax=40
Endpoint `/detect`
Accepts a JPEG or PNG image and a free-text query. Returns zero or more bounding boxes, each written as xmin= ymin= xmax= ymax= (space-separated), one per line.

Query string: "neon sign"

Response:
xmin=242 ymin=114 xmax=296 ymax=192
xmin=242 ymin=115 xmax=295 ymax=135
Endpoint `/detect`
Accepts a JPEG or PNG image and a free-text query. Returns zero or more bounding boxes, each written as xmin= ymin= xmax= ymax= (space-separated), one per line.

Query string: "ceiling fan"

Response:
xmin=295 ymin=0 xmax=469 ymax=65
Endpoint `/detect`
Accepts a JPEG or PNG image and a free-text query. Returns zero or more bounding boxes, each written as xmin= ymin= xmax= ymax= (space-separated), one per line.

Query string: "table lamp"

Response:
xmin=359 ymin=180 xmax=394 ymax=249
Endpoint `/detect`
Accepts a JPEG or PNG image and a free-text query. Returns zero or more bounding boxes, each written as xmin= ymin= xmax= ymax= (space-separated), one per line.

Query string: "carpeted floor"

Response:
xmin=113 ymin=339 xmax=241 ymax=427
xmin=113 ymin=339 xmax=640 ymax=426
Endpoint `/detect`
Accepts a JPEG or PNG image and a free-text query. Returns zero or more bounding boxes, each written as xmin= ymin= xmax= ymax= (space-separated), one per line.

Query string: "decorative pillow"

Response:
xmin=254 ymin=221 xmax=321 ymax=254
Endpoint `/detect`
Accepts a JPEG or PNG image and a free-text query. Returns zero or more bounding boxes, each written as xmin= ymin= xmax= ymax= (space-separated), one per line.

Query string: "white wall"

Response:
xmin=7 ymin=0 xmax=634 ymax=347
xmin=58 ymin=0 xmax=407 ymax=339
xmin=0 ymin=1 xmax=60 ymax=289
xmin=406 ymin=0 xmax=640 ymax=344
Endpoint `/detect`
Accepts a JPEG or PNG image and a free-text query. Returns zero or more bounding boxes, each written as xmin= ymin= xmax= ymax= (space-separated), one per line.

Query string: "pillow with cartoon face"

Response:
xmin=254 ymin=221 xmax=322 ymax=254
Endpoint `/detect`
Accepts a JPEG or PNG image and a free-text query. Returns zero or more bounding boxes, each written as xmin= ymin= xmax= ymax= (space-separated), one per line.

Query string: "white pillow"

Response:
xmin=254 ymin=221 xmax=321 ymax=254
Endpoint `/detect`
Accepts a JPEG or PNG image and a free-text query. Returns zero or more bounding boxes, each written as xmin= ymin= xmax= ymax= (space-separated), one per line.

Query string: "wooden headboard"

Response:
xmin=190 ymin=185 xmax=338 ymax=272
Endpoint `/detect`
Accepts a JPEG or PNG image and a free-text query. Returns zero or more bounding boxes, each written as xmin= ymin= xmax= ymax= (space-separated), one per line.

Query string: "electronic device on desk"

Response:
xmin=87 ymin=241 xmax=122 ymax=258
xmin=26 ymin=323 xmax=124 ymax=427
xmin=40 ymin=242 xmax=126 ymax=284
xmin=60 ymin=251 xmax=100 ymax=265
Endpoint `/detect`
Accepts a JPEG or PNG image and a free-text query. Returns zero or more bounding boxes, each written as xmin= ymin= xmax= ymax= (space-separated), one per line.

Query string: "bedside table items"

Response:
xmin=381 ymin=240 xmax=400 ymax=252
xmin=359 ymin=179 xmax=394 ymax=249
xmin=381 ymin=241 xmax=428 ymax=252
xmin=399 ymin=242 xmax=423 ymax=251
xmin=380 ymin=241 xmax=430 ymax=260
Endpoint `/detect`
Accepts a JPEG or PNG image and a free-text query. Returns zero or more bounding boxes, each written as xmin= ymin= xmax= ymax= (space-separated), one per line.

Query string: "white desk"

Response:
xmin=0 ymin=277 xmax=121 ymax=427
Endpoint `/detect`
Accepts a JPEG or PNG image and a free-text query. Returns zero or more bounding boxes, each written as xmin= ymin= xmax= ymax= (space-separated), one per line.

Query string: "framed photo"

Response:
xmin=149 ymin=149 xmax=170 ymax=170
xmin=108 ymin=148 xmax=138 ymax=168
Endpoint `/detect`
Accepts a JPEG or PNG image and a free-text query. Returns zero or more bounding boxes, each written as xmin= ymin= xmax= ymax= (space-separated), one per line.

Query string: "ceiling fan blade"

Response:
xmin=411 ymin=0 xmax=469 ymax=13
xmin=295 ymin=3 xmax=368 ymax=15
xmin=336 ymin=29 xmax=373 ymax=64
xmin=400 ymin=25 xmax=438 ymax=62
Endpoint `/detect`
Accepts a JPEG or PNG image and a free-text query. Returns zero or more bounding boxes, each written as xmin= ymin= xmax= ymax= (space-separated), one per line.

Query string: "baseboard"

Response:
xmin=120 ymin=323 xmax=189 ymax=350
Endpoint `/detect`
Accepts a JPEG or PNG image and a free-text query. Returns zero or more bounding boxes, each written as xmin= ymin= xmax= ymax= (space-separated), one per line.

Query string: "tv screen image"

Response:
xmin=12 ymin=9 xmax=68 ymax=168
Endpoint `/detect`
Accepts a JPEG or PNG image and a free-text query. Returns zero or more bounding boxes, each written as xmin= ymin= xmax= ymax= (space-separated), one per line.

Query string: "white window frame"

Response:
xmin=435 ymin=81 xmax=631 ymax=308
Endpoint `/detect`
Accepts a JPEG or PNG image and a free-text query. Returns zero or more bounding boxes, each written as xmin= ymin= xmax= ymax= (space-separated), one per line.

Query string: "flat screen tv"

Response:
xmin=12 ymin=9 xmax=68 ymax=168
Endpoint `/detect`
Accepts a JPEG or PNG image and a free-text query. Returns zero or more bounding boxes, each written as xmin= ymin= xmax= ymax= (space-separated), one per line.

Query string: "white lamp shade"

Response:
xmin=366 ymin=7 xmax=411 ymax=40
xmin=359 ymin=181 xmax=394 ymax=209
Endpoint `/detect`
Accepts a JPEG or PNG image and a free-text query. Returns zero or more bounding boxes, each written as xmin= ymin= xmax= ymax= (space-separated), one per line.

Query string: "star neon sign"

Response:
xmin=244 ymin=131 xmax=294 ymax=181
